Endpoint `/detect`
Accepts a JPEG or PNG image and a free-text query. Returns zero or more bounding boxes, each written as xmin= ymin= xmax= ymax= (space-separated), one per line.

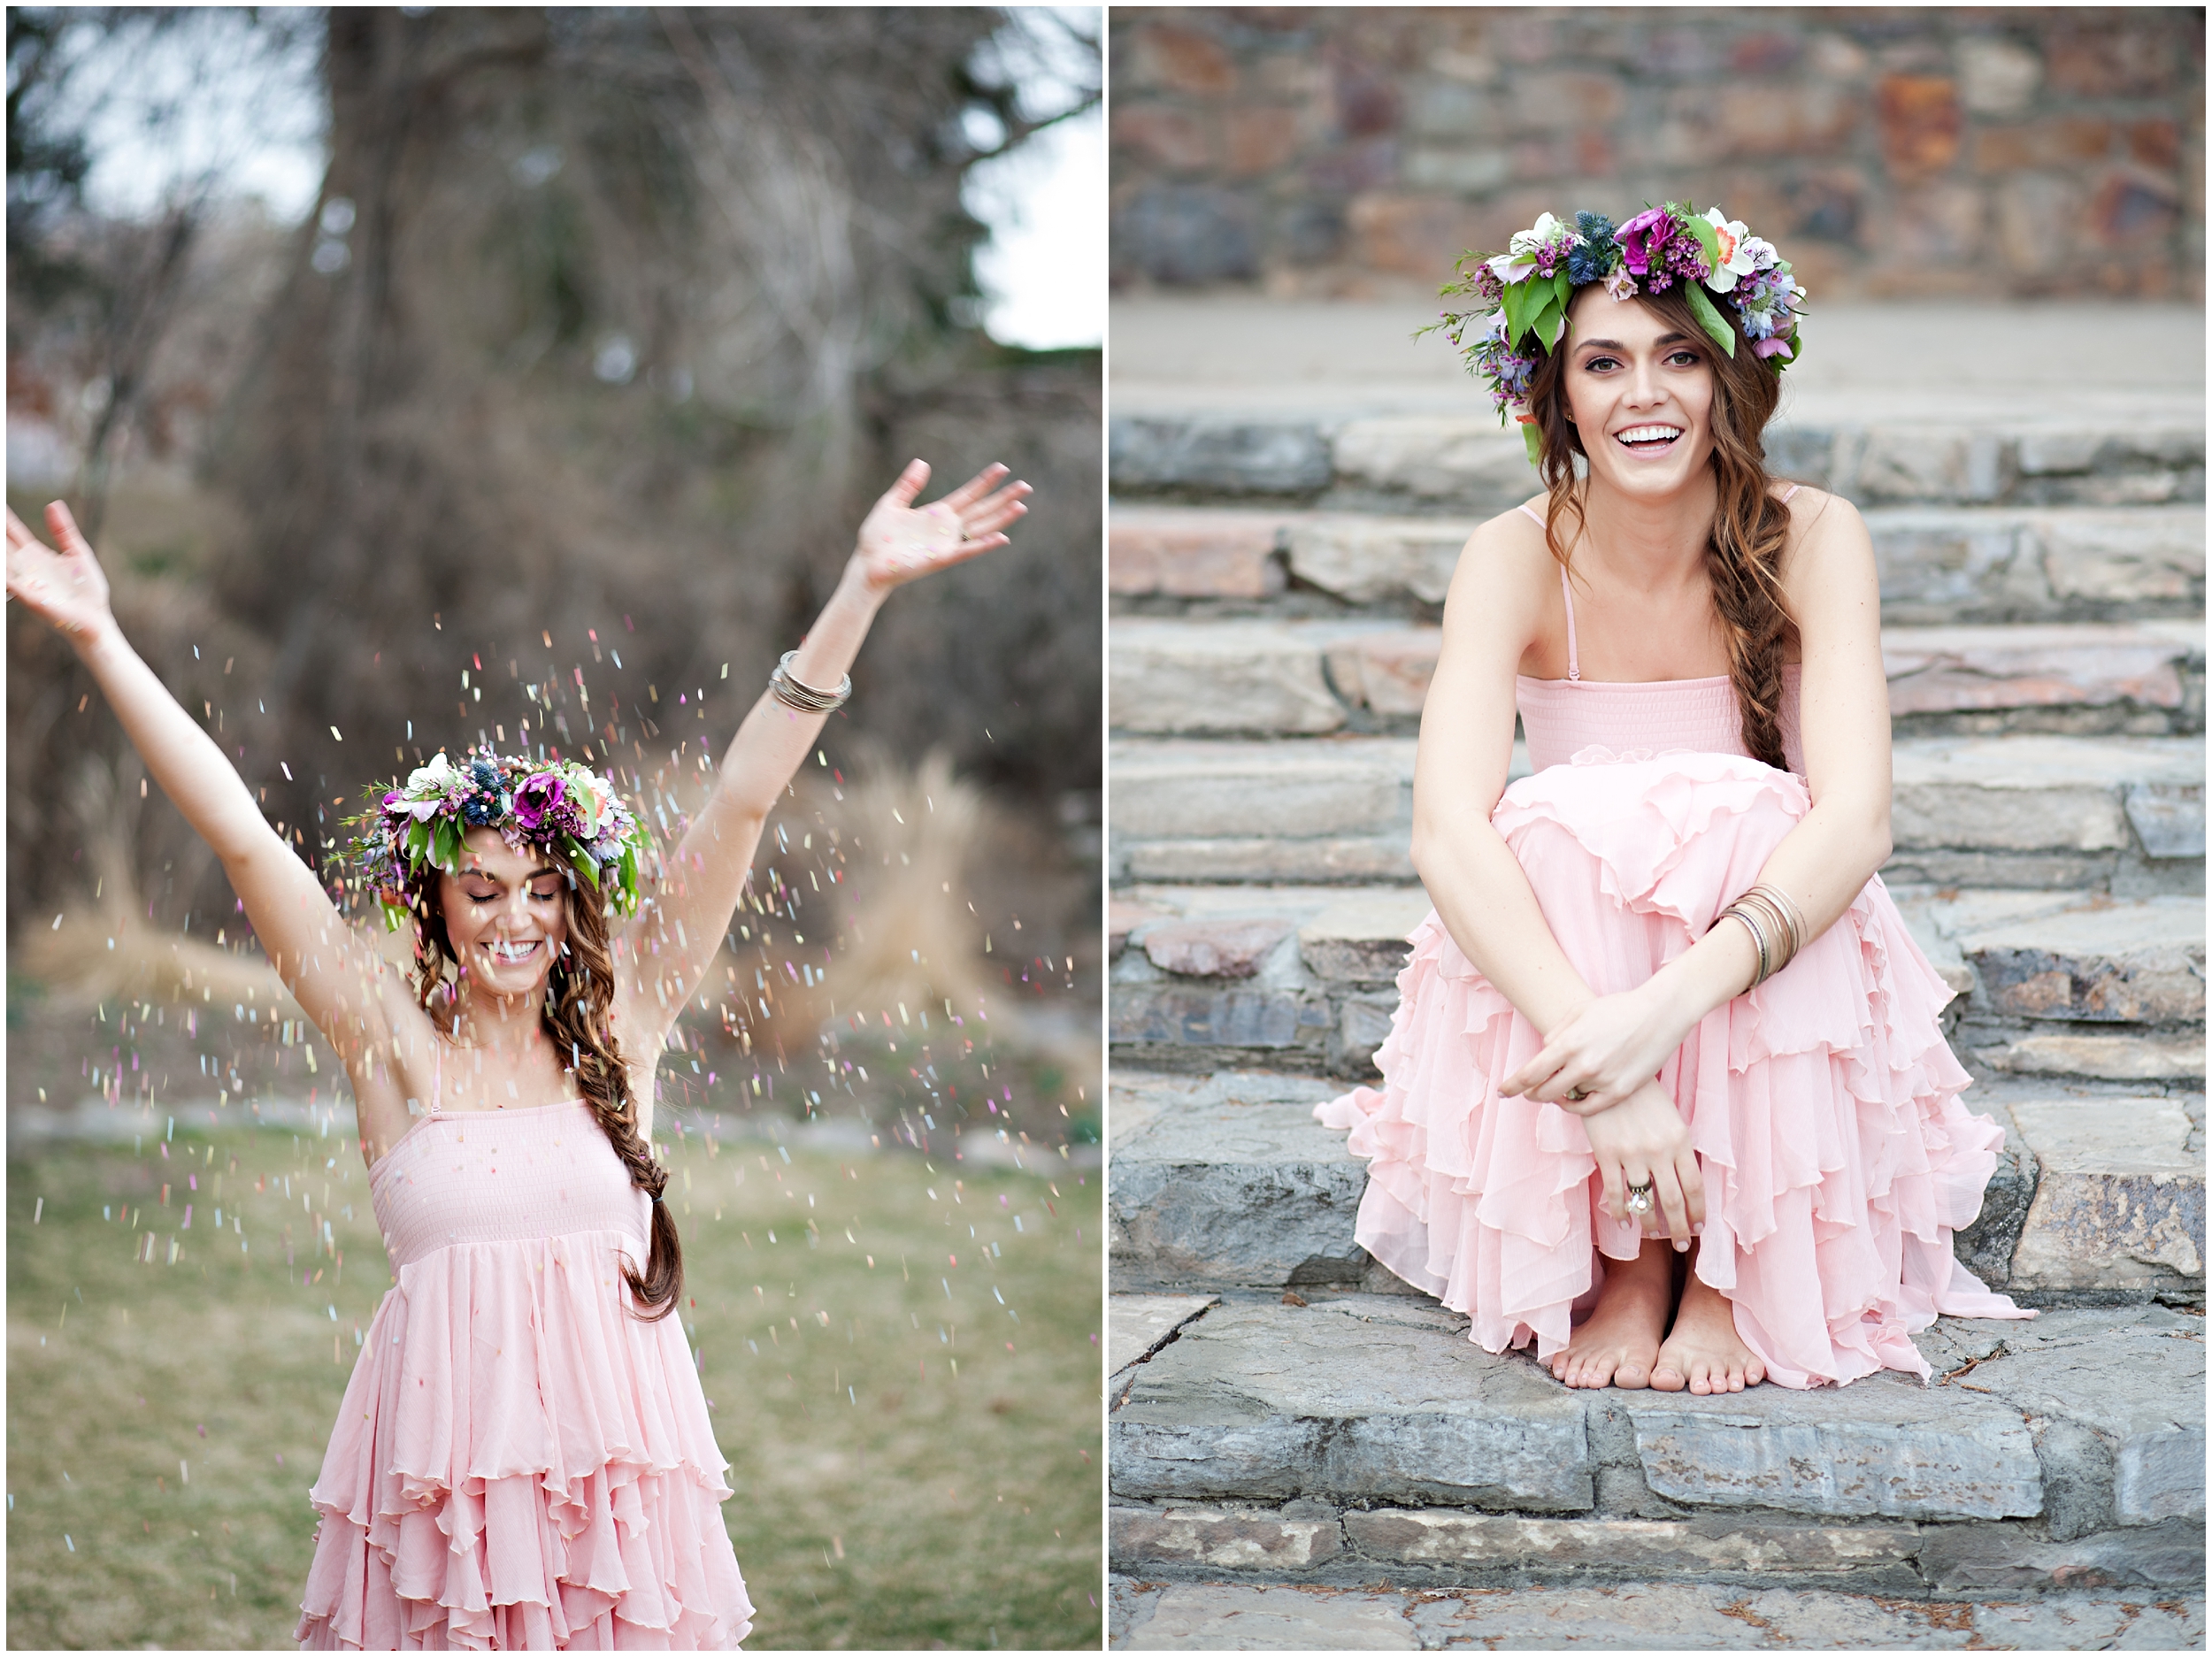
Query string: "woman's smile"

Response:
xmin=1613 ymin=421 xmax=1686 ymax=456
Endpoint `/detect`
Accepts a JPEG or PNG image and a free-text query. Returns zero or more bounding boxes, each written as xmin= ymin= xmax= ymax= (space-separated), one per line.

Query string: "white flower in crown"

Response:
xmin=1701 ymin=206 xmax=1764 ymax=293
xmin=1486 ymin=211 xmax=1581 ymax=286
xmin=399 ymin=752 xmax=457 ymax=818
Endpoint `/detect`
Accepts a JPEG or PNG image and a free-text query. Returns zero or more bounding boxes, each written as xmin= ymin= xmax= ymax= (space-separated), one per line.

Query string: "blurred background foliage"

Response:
xmin=7 ymin=4 xmax=1102 ymax=1007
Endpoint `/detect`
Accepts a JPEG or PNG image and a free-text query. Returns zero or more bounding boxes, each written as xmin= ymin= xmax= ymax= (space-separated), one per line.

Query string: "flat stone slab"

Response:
xmin=1110 ymin=738 xmax=1416 ymax=840
xmin=1113 ymin=619 xmax=1384 ymax=736
xmin=1890 ymin=735 xmax=2201 ymax=856
xmin=1957 ymin=894 xmax=2205 ymax=1024
xmin=1116 ymin=1580 xmax=1420 ymax=1650
xmin=2000 ymin=1098 xmax=2204 ymax=1293
xmin=1339 ymin=1512 xmax=1923 ymax=1577
xmin=1622 ymin=1377 xmax=2043 ymax=1521
xmin=1296 ymin=888 xmax=1435 ymax=983
xmin=1287 ymin=518 xmax=1467 ymax=605
xmin=1917 ymin=1307 xmax=2207 ymax=1528
xmin=1974 ymin=1033 xmax=2207 ymax=1083
xmin=1882 ymin=621 xmax=2202 ymax=716
xmin=1111 ymin=1297 xmax=1593 ymax=1511
xmin=1110 ymin=1099 xmax=1366 ymax=1289
xmin=1898 ymin=889 xmax=2206 ymax=1025
xmin=1109 ymin=1299 xmax=2205 ymax=1531
xmin=1110 ymin=508 xmax=1287 ymax=600
xmin=1110 ymin=1506 xmax=1343 ymax=1573
xmin=1863 ymin=506 xmax=2207 ymax=622
xmin=1110 ymin=1577 xmax=2208 ymax=1651
xmin=1111 ymin=1294 xmax=1222 ymax=1377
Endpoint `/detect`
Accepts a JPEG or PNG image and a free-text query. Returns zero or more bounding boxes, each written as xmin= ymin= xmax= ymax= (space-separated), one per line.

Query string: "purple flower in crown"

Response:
xmin=1615 ymin=206 xmax=1676 ymax=277
xmin=512 ymin=771 xmax=567 ymax=832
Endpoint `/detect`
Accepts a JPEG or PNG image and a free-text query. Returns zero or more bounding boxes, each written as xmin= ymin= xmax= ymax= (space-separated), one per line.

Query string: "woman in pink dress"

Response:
xmin=1317 ymin=204 xmax=2026 ymax=1396
xmin=6 ymin=457 xmax=1027 ymax=1647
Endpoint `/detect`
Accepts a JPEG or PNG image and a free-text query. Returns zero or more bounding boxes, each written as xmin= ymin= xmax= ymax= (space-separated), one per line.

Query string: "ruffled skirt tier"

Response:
xmin=1316 ymin=749 xmax=2028 ymax=1390
xmin=296 ymin=1231 xmax=755 ymax=1649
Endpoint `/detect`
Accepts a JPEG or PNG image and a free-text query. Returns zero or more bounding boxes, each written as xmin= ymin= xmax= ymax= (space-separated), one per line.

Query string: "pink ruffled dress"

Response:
xmin=1317 ymin=496 xmax=2028 ymax=1389
xmin=296 ymin=1073 xmax=755 ymax=1649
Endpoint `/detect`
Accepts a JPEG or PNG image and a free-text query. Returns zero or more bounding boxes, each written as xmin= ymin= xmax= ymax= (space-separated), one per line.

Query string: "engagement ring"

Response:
xmin=1624 ymin=1183 xmax=1655 ymax=1215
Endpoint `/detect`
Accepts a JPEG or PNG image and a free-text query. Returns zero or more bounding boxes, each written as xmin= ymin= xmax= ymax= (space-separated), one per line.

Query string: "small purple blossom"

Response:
xmin=512 ymin=771 xmax=566 ymax=831
xmin=1615 ymin=206 xmax=1674 ymax=275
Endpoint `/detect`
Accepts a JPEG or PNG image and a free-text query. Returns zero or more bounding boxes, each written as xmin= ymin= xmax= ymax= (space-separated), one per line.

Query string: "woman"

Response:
xmin=1317 ymin=205 xmax=2026 ymax=1396
xmin=5 ymin=456 xmax=1028 ymax=1646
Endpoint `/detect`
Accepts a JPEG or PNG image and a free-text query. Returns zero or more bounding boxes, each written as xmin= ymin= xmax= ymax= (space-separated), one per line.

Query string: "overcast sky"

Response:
xmin=63 ymin=6 xmax=1103 ymax=352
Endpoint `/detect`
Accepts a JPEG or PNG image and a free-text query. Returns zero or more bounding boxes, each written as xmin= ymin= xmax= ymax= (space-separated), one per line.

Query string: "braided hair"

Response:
xmin=402 ymin=863 xmax=683 ymax=1320
xmin=1520 ymin=282 xmax=1797 ymax=771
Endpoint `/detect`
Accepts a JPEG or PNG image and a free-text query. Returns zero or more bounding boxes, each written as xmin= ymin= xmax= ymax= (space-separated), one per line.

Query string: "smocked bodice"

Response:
xmin=1517 ymin=665 xmax=1805 ymax=774
xmin=367 ymin=1100 xmax=649 ymax=1272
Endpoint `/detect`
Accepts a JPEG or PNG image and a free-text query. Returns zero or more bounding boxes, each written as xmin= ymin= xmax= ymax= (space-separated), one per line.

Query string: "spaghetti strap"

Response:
xmin=1780 ymin=482 xmax=1800 ymax=502
xmin=1558 ymin=564 xmax=1580 ymax=681
xmin=1519 ymin=501 xmax=1579 ymax=679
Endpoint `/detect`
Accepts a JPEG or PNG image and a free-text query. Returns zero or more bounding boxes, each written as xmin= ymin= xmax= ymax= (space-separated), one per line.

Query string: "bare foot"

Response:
xmin=1651 ymin=1257 xmax=1766 ymax=1394
xmin=1549 ymin=1242 xmax=1671 ymax=1389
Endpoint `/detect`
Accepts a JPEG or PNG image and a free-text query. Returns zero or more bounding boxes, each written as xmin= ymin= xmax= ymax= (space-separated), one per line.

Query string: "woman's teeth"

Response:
xmin=1617 ymin=425 xmax=1684 ymax=449
xmin=488 ymin=940 xmax=539 ymax=963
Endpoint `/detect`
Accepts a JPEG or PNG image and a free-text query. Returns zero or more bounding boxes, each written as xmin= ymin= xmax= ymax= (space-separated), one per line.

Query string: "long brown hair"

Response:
xmin=404 ymin=863 xmax=684 ymax=1320
xmin=1521 ymin=282 xmax=1797 ymax=770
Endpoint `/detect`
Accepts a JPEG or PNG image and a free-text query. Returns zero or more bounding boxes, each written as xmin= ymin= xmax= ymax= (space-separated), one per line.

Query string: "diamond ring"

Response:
xmin=1624 ymin=1183 xmax=1655 ymax=1215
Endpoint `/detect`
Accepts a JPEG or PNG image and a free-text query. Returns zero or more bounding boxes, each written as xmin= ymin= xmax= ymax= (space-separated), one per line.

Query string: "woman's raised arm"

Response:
xmin=620 ymin=460 xmax=1029 ymax=1045
xmin=6 ymin=503 xmax=411 ymax=1072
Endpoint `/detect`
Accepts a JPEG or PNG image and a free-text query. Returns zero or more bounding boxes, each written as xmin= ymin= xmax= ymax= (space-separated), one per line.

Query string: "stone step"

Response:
xmin=1110 ymin=615 xmax=2206 ymax=738
xmin=1109 ymin=886 xmax=2206 ymax=1082
xmin=1109 ymin=733 xmax=2204 ymax=894
xmin=1110 ymin=412 xmax=2207 ymax=513
xmin=1893 ymin=888 xmax=2208 ymax=1039
xmin=1109 ymin=1577 xmax=2207 ymax=1648
xmin=1106 ymin=1066 xmax=2201 ymax=1304
xmin=1111 ymin=503 xmax=2208 ymax=628
xmin=1108 ymin=1297 xmax=2203 ymax=1553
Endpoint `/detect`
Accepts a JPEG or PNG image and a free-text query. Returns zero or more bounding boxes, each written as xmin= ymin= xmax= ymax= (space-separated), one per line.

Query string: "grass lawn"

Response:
xmin=8 ymin=1116 xmax=1102 ymax=1649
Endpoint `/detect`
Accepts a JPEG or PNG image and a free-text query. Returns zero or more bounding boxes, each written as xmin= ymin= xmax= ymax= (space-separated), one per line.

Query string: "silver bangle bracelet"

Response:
xmin=1721 ymin=905 xmax=1772 ymax=986
xmin=769 ymin=651 xmax=851 ymax=714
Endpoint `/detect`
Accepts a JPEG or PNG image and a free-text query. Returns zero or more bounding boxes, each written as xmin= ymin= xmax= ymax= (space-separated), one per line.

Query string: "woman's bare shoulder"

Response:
xmin=1449 ymin=499 xmax=1561 ymax=590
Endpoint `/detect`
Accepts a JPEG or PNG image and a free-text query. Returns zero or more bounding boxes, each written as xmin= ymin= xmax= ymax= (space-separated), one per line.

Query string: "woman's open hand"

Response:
xmin=1578 ymin=1079 xmax=1703 ymax=1244
xmin=7 ymin=501 xmax=115 ymax=646
xmin=850 ymin=459 xmax=1030 ymax=595
xmin=1501 ymin=983 xmax=1696 ymax=1117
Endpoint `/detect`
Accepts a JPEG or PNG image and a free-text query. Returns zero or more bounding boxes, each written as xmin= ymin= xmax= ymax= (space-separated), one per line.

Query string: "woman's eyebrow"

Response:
xmin=1578 ymin=332 xmax=1693 ymax=353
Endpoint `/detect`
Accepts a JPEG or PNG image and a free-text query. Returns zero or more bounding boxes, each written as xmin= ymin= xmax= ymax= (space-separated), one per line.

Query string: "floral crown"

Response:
xmin=1427 ymin=203 xmax=1806 ymax=463
xmin=349 ymin=747 xmax=650 ymax=931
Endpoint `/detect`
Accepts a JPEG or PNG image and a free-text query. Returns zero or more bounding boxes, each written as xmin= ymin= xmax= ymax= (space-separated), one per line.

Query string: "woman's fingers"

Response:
xmin=959 ymin=482 xmax=1031 ymax=537
xmin=936 ymin=462 xmax=1010 ymax=512
xmin=1678 ymin=1147 xmax=1708 ymax=1231
xmin=45 ymin=499 xmax=90 ymax=556
xmin=881 ymin=457 xmax=933 ymax=509
xmin=1594 ymin=1153 xmax=1626 ymax=1224
xmin=1499 ymin=1041 xmax=1562 ymax=1098
xmin=1650 ymin=1161 xmax=1694 ymax=1246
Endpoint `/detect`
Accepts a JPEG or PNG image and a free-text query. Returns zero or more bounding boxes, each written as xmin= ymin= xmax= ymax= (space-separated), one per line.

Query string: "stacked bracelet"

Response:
xmin=769 ymin=651 xmax=851 ymax=714
xmin=1717 ymin=883 xmax=1809 ymax=986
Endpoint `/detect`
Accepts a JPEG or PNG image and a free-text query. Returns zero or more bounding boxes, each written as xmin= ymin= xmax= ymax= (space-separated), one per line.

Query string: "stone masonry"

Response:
xmin=1110 ymin=6 xmax=2205 ymax=302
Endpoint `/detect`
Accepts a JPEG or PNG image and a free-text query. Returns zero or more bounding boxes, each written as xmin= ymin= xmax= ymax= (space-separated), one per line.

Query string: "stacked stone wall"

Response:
xmin=1110 ymin=6 xmax=2204 ymax=302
